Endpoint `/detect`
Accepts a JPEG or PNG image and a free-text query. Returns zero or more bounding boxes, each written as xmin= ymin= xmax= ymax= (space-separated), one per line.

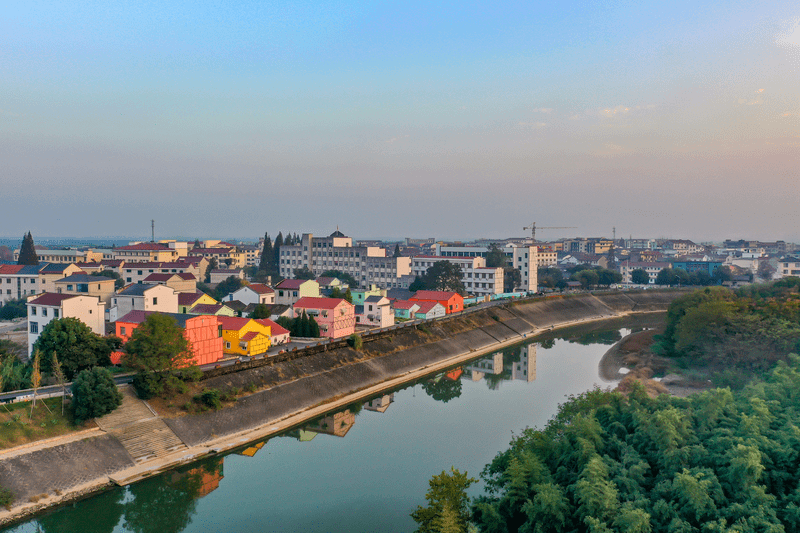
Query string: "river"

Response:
xmin=2 ymin=316 xmax=661 ymax=533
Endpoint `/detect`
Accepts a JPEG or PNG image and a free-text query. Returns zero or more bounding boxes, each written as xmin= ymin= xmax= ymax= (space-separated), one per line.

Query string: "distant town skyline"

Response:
xmin=3 ymin=2 xmax=799 ymax=241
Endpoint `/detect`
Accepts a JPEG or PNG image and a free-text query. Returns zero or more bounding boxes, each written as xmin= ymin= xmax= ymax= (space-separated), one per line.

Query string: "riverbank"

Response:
xmin=0 ymin=290 xmax=687 ymax=526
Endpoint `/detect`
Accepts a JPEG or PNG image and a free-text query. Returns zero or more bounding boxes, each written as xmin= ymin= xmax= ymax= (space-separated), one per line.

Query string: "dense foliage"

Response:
xmin=275 ymin=311 xmax=320 ymax=338
xmin=468 ymin=358 xmax=800 ymax=532
xmin=123 ymin=313 xmax=199 ymax=399
xmin=71 ymin=367 xmax=122 ymax=422
xmin=630 ymin=268 xmax=650 ymax=285
xmin=410 ymin=262 xmax=466 ymax=294
xmin=321 ymin=270 xmax=359 ymax=288
xmin=655 ymin=281 xmax=800 ymax=386
xmin=33 ymin=317 xmax=119 ymax=380
xmin=0 ymin=297 xmax=27 ymax=320
xmin=0 ymin=340 xmax=30 ymax=392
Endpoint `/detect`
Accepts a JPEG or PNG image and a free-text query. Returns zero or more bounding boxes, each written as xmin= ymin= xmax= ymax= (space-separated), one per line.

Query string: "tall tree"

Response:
xmin=393 ymin=244 xmax=401 ymax=257
xmin=17 ymin=231 xmax=39 ymax=265
xmin=411 ymin=468 xmax=476 ymax=533
xmin=486 ymin=244 xmax=507 ymax=268
xmin=417 ymin=262 xmax=465 ymax=294
xmin=71 ymin=367 xmax=122 ymax=423
xmin=273 ymin=232 xmax=284 ymax=270
xmin=260 ymin=233 xmax=273 ymax=272
xmin=204 ymin=257 xmax=218 ymax=283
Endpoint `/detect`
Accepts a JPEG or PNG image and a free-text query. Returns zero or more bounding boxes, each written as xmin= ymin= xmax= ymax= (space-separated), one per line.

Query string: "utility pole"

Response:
xmin=151 ymin=220 xmax=155 ymax=242
xmin=613 ymin=227 xmax=616 ymax=242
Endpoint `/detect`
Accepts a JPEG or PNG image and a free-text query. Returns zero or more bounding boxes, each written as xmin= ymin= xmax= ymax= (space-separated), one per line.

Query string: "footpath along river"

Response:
xmin=1 ymin=315 xmax=663 ymax=533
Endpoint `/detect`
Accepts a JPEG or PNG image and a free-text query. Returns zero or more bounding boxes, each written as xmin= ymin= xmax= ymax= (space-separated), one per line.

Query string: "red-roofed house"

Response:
xmin=293 ymin=297 xmax=355 ymax=339
xmin=1 ymin=264 xmax=41 ymax=305
xmin=223 ymin=284 xmax=275 ymax=306
xmin=27 ymin=293 xmax=105 ymax=355
xmin=217 ymin=316 xmax=272 ymax=356
xmin=391 ymin=300 xmax=421 ymax=320
xmin=275 ymin=279 xmax=320 ymax=306
xmin=113 ymin=242 xmax=180 ymax=263
xmin=410 ymin=290 xmax=464 ymax=314
xmin=110 ymin=311 xmax=223 ymax=366
xmin=413 ymin=301 xmax=446 ymax=320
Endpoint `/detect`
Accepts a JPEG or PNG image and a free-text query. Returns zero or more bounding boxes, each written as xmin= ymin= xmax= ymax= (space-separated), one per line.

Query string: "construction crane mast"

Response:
xmin=523 ymin=222 xmax=577 ymax=242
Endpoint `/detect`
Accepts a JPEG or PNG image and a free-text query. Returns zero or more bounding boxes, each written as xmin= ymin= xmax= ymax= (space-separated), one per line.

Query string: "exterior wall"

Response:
xmin=39 ymin=264 xmax=84 ymax=293
xmin=411 ymin=256 xmax=509 ymax=296
xmin=112 ymin=315 xmax=223 ymax=366
xmin=179 ymin=293 xmax=216 ymax=313
xmin=209 ymin=270 xmax=244 ymax=284
xmin=620 ymin=262 xmax=670 ymax=284
xmin=111 ymin=285 xmax=178 ymax=321
xmin=358 ymin=298 xmax=394 ymax=328
xmin=779 ymin=259 xmax=800 ymax=278
xmin=350 ymin=285 xmax=386 ymax=306
xmin=225 ymin=286 xmax=275 ymax=306
xmin=414 ymin=303 xmax=446 ymax=320
xmin=122 ymin=262 xmax=200 ymax=284
xmin=27 ymin=296 xmax=104 ymax=356
xmin=410 ymin=292 xmax=464 ymax=314
xmin=294 ymin=301 xmax=355 ymax=339
xmin=0 ymin=273 xmax=39 ymax=305
xmin=55 ymin=278 xmax=116 ymax=307
xmin=221 ymin=321 xmax=271 ymax=356
xmin=14 ymin=249 xmax=86 ymax=264
xmin=275 ymin=280 xmax=320 ymax=306
xmin=113 ymin=249 xmax=180 ymax=263
xmin=393 ymin=304 xmax=420 ymax=319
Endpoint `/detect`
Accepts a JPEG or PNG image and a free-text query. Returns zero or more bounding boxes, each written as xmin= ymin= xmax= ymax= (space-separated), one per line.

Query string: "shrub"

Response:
xmin=0 ymin=486 xmax=13 ymax=509
xmin=71 ymin=367 xmax=122 ymax=422
xmin=193 ymin=389 xmax=222 ymax=411
xmin=348 ymin=333 xmax=363 ymax=350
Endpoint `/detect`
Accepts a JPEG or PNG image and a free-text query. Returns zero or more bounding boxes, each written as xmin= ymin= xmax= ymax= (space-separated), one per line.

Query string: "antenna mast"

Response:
xmin=151 ymin=220 xmax=155 ymax=242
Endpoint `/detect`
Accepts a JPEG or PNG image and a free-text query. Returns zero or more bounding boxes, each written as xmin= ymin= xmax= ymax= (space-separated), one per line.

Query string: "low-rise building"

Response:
xmin=275 ymin=279 xmax=320 ymax=306
xmin=54 ymin=274 xmax=116 ymax=307
xmin=178 ymin=291 xmax=217 ymax=313
xmin=38 ymin=263 xmax=84 ymax=293
xmin=188 ymin=303 xmax=236 ymax=317
xmin=410 ymin=290 xmax=464 ymax=314
xmin=223 ymin=284 xmax=275 ymax=306
xmin=142 ymin=273 xmax=198 ymax=294
xmin=121 ymin=261 xmax=204 ymax=285
xmin=779 ymin=257 xmax=800 ymax=278
xmin=413 ymin=301 xmax=446 ymax=320
xmin=391 ymin=300 xmax=420 ymax=320
xmin=113 ymin=242 xmax=181 ymax=263
xmin=0 ymin=265 xmax=41 ymax=305
xmin=110 ymin=311 xmax=223 ymax=366
xmin=217 ymin=317 xmax=272 ymax=357
xmin=411 ymin=256 xmax=506 ymax=296
xmin=356 ymin=296 xmax=394 ymax=328
xmin=109 ymin=283 xmax=179 ymax=322
xmin=255 ymin=318 xmax=290 ymax=346
xmin=293 ymin=297 xmax=355 ymax=339
xmin=26 ymin=293 xmax=105 ymax=355
xmin=619 ymin=262 xmax=670 ymax=284
xmin=209 ymin=269 xmax=245 ymax=284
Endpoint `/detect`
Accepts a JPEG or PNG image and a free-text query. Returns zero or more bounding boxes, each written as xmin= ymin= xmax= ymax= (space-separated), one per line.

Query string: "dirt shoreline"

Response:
xmin=0 ymin=290 xmax=686 ymax=526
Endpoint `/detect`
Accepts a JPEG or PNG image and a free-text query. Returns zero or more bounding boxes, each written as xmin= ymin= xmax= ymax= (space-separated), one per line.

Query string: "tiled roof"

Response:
xmin=38 ymin=263 xmax=74 ymax=274
xmin=178 ymin=292 xmax=208 ymax=306
xmin=294 ymin=297 xmax=349 ymax=310
xmin=414 ymin=301 xmax=440 ymax=314
xmin=0 ymin=265 xmax=24 ymax=275
xmin=364 ymin=295 xmax=387 ymax=304
xmin=391 ymin=300 xmax=418 ymax=310
xmin=142 ymin=273 xmax=176 ymax=282
xmin=276 ymin=279 xmax=307 ymax=290
xmin=116 ymin=310 xmax=194 ymax=328
xmin=411 ymin=290 xmax=461 ymax=301
xmin=217 ymin=316 xmax=252 ymax=330
xmin=28 ymin=293 xmax=80 ymax=306
xmin=190 ymin=248 xmax=234 ymax=254
xmin=100 ymin=260 xmax=124 ymax=266
xmin=190 ymin=303 xmax=227 ymax=314
xmin=223 ymin=300 xmax=246 ymax=311
xmin=143 ymin=272 xmax=195 ymax=283
xmin=210 ymin=269 xmax=241 ymax=274
xmin=255 ymin=318 xmax=289 ymax=336
xmin=247 ymin=283 xmax=274 ymax=294
xmin=116 ymin=243 xmax=171 ymax=251
xmin=240 ymin=331 xmax=261 ymax=342
xmin=118 ymin=283 xmax=155 ymax=296
xmin=315 ymin=277 xmax=335 ymax=285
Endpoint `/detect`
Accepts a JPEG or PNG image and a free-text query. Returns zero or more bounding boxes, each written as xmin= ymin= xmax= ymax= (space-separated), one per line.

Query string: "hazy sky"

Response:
xmin=2 ymin=1 xmax=799 ymax=242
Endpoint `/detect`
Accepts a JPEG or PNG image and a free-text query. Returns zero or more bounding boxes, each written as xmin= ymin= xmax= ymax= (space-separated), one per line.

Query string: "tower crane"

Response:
xmin=523 ymin=222 xmax=577 ymax=242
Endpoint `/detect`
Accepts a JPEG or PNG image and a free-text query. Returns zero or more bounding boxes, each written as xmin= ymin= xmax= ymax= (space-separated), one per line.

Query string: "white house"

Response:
xmin=356 ymin=296 xmax=394 ymax=328
xmin=109 ymin=283 xmax=178 ymax=322
xmin=779 ymin=257 xmax=800 ymax=278
xmin=26 ymin=293 xmax=105 ymax=355
xmin=223 ymin=283 xmax=275 ymax=306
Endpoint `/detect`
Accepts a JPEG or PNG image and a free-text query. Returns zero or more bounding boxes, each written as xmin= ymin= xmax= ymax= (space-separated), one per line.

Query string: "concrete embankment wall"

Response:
xmin=0 ymin=289 xmax=685 ymax=525
xmin=166 ymin=290 xmax=684 ymax=447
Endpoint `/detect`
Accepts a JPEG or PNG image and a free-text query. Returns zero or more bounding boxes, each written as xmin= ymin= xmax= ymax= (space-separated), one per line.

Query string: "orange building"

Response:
xmin=111 ymin=310 xmax=223 ymax=366
xmin=409 ymin=290 xmax=464 ymax=314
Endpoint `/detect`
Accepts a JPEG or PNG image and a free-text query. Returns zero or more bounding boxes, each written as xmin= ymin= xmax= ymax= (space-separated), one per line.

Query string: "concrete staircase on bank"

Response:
xmin=96 ymin=386 xmax=187 ymax=464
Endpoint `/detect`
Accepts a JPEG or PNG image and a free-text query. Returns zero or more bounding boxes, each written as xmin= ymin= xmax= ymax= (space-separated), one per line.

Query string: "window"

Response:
xmin=30 ymin=322 xmax=38 ymax=334
xmin=225 ymin=342 xmax=231 ymax=349
xmin=42 ymin=308 xmax=48 ymax=317
xmin=31 ymin=306 xmax=37 ymax=316
xmin=153 ymin=297 xmax=158 ymax=305
xmin=121 ymin=327 xmax=127 ymax=336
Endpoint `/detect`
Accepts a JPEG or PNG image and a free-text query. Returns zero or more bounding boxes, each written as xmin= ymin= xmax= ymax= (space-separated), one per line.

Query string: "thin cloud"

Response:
xmin=531 ymin=108 xmax=553 ymax=113
xmin=598 ymin=104 xmax=656 ymax=118
xmin=776 ymin=18 xmax=800 ymax=49
xmin=518 ymin=121 xmax=548 ymax=129
xmin=386 ymin=134 xmax=410 ymax=144
xmin=738 ymin=89 xmax=765 ymax=106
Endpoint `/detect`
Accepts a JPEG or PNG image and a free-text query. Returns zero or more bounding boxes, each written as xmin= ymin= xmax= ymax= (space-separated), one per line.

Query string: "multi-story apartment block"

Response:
xmin=26 ymin=293 xmax=105 ymax=355
xmin=188 ymin=247 xmax=246 ymax=268
xmin=237 ymin=244 xmax=262 ymax=267
xmin=0 ymin=265 xmax=41 ymax=305
xmin=279 ymin=232 xmax=411 ymax=289
xmin=109 ymin=283 xmax=179 ymax=322
xmin=779 ymin=257 xmax=800 ymax=278
xmin=13 ymin=248 xmax=103 ymax=264
xmin=411 ymin=256 xmax=505 ymax=296
xmin=121 ymin=261 xmax=204 ymax=284
xmin=54 ymin=274 xmax=117 ymax=307
xmin=435 ymin=243 xmax=539 ymax=291
xmin=619 ymin=262 xmax=670 ymax=284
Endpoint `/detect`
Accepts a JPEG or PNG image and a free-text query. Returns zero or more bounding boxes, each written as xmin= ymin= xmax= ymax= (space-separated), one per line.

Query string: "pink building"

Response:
xmin=293 ymin=297 xmax=355 ymax=339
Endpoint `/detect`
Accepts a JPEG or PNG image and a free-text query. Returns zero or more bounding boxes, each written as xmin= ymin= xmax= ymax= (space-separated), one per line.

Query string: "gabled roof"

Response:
xmin=28 ymin=293 xmax=82 ymax=306
xmin=190 ymin=248 xmax=234 ymax=254
xmin=276 ymin=279 xmax=312 ymax=290
xmin=315 ymin=276 xmax=336 ymax=285
xmin=217 ymin=316 xmax=252 ymax=330
xmin=190 ymin=303 xmax=228 ymax=314
xmin=245 ymin=283 xmax=274 ymax=294
xmin=210 ymin=269 xmax=241 ymax=274
xmin=142 ymin=273 xmax=195 ymax=282
xmin=414 ymin=301 xmax=442 ymax=314
xmin=223 ymin=300 xmax=246 ymax=312
xmin=116 ymin=310 xmax=198 ymax=329
xmin=100 ymin=260 xmax=124 ymax=267
xmin=392 ymin=300 xmax=419 ymax=310
xmin=38 ymin=262 xmax=74 ymax=274
xmin=294 ymin=297 xmax=349 ymax=310
xmin=255 ymin=318 xmax=289 ymax=336
xmin=116 ymin=243 xmax=171 ymax=251
xmin=364 ymin=295 xmax=388 ymax=304
xmin=118 ymin=282 xmax=166 ymax=296
xmin=411 ymin=290 xmax=462 ymax=301
xmin=240 ymin=331 xmax=262 ymax=342
xmin=178 ymin=291 xmax=209 ymax=306
xmin=0 ymin=265 xmax=24 ymax=275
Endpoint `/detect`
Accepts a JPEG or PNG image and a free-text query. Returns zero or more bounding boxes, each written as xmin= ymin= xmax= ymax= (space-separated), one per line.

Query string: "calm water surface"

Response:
xmin=3 ymin=319 xmax=658 ymax=533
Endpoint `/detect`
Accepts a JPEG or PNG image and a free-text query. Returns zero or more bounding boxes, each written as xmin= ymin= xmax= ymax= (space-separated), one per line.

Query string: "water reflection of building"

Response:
xmin=165 ymin=457 xmax=225 ymax=498
xmin=303 ymin=409 xmax=356 ymax=437
xmin=465 ymin=344 xmax=537 ymax=383
xmin=364 ymin=393 xmax=394 ymax=413
xmin=237 ymin=441 xmax=266 ymax=457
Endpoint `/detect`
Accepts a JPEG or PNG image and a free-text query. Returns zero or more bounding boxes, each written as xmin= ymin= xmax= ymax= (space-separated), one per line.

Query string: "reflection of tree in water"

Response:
xmin=484 ymin=372 xmax=504 ymax=391
xmin=123 ymin=457 xmax=223 ymax=533
xmin=539 ymin=338 xmax=556 ymax=349
xmin=38 ymin=486 xmax=125 ymax=533
xmin=422 ymin=378 xmax=462 ymax=403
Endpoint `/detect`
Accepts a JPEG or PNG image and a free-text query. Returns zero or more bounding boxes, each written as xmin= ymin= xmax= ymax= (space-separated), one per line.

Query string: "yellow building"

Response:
xmin=178 ymin=291 xmax=217 ymax=313
xmin=217 ymin=317 xmax=272 ymax=356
